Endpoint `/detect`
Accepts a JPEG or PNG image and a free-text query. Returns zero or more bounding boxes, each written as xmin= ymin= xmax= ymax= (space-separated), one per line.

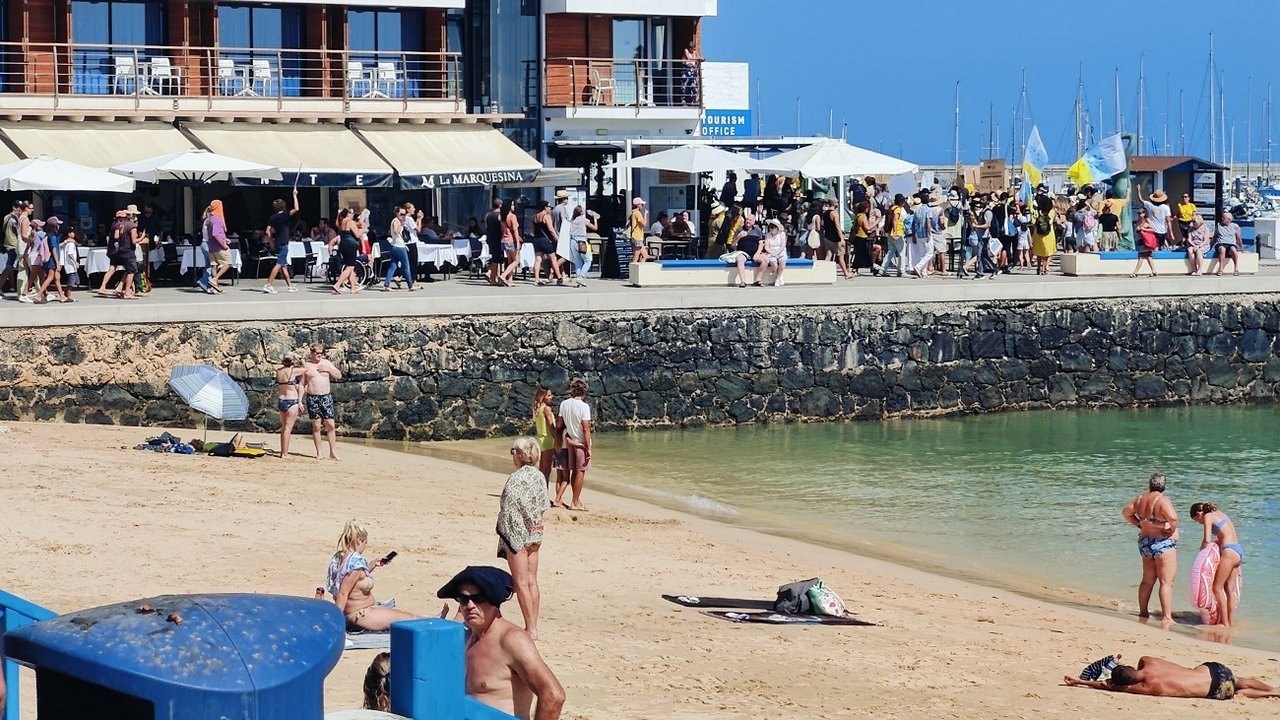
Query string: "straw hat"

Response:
xmin=910 ymin=197 xmax=922 ymax=207
xmin=766 ymin=218 xmax=783 ymax=230
xmin=710 ymin=202 xmax=726 ymax=215
xmin=1150 ymin=190 xmax=1168 ymax=203
xmin=124 ymin=204 xmax=141 ymax=215
xmin=554 ymin=189 xmax=570 ymax=200
xmin=928 ymin=194 xmax=943 ymax=207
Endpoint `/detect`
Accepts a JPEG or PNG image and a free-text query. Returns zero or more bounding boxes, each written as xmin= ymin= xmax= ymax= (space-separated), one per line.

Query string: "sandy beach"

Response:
xmin=2 ymin=420 xmax=1279 ymax=719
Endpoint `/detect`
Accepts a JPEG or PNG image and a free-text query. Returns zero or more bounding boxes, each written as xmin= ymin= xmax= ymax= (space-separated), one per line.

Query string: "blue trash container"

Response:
xmin=3 ymin=593 xmax=344 ymax=720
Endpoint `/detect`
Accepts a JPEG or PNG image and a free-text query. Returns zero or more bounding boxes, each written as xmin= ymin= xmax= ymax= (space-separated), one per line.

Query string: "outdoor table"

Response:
xmin=288 ymin=240 xmax=331 ymax=279
xmin=179 ymin=247 xmax=243 ymax=274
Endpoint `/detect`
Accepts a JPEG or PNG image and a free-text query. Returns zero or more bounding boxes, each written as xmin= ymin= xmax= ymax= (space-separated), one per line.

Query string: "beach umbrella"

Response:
xmin=111 ymin=149 xmax=282 ymax=184
xmin=615 ymin=144 xmax=786 ymax=174
xmin=0 ymin=155 xmax=135 ymax=192
xmin=769 ymin=139 xmax=918 ymax=178
xmin=168 ymin=364 xmax=250 ymax=439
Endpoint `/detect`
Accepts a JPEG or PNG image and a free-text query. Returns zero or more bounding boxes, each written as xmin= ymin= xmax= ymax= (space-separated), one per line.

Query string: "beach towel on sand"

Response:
xmin=703 ymin=611 xmax=876 ymax=626
xmin=662 ymin=594 xmax=774 ymax=610
xmin=345 ymin=630 xmax=392 ymax=651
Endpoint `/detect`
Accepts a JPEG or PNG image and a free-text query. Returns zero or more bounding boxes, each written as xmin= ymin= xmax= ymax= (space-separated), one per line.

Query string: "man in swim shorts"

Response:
xmin=1064 ymin=655 xmax=1280 ymax=699
xmin=303 ymin=344 xmax=343 ymax=460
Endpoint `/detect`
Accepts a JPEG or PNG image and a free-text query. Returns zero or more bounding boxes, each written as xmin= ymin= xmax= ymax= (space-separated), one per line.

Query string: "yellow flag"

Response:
xmin=1067 ymin=156 xmax=1091 ymax=187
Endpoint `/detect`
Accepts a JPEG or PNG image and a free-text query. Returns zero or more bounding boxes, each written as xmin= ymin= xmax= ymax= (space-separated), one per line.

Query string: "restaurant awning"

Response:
xmin=354 ymin=124 xmax=541 ymax=190
xmin=0 ymin=140 xmax=19 ymax=166
xmin=0 ymin=121 xmax=195 ymax=169
xmin=183 ymin=122 xmax=395 ymax=188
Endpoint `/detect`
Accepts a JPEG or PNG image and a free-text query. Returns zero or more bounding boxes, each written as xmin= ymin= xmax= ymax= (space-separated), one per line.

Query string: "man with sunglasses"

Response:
xmin=438 ymin=566 xmax=565 ymax=719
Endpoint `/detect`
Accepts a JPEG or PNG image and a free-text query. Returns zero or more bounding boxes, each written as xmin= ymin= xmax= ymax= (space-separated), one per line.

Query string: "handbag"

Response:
xmin=805 ymin=229 xmax=821 ymax=249
xmin=1139 ymin=230 xmax=1159 ymax=250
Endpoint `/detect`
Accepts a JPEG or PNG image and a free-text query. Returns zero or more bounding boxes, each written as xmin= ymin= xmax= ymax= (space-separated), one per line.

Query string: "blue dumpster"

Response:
xmin=3 ymin=593 xmax=344 ymax=720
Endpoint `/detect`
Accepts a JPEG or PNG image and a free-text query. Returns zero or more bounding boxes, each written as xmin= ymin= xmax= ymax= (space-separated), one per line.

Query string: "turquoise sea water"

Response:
xmin=583 ymin=406 xmax=1280 ymax=649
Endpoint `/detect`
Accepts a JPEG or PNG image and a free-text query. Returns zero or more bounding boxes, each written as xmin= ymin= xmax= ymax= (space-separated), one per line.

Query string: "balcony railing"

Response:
xmin=538 ymin=57 xmax=702 ymax=110
xmin=0 ymin=41 xmax=463 ymax=113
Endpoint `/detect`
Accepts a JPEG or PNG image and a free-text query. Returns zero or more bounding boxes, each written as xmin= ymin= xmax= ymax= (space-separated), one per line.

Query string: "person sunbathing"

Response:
xmin=1064 ymin=654 xmax=1280 ymax=700
xmin=327 ymin=519 xmax=417 ymax=631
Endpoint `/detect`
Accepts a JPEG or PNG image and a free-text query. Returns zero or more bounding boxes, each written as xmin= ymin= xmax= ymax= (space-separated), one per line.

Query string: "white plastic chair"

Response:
xmin=216 ymin=58 xmax=241 ymax=96
xmin=346 ymin=61 xmax=366 ymax=98
xmin=588 ymin=66 xmax=615 ymax=106
xmin=250 ymin=59 xmax=273 ymax=96
xmin=374 ymin=62 xmax=398 ymax=98
xmin=113 ymin=56 xmax=136 ymax=95
xmin=148 ymin=57 xmax=174 ymax=95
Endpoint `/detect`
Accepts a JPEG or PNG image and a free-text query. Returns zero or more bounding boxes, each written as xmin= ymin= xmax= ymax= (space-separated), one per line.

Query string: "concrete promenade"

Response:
xmin=4 ymin=262 xmax=1280 ymax=328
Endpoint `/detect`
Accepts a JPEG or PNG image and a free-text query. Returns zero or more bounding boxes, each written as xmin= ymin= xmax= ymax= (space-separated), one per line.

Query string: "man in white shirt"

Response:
xmin=554 ymin=378 xmax=592 ymax=511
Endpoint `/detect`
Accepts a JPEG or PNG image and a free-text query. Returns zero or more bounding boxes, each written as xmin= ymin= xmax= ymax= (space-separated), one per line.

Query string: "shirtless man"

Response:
xmin=303 ymin=344 xmax=342 ymax=460
xmin=1064 ymin=654 xmax=1280 ymax=700
xmin=436 ymin=566 xmax=564 ymax=720
xmin=1122 ymin=473 xmax=1179 ymax=626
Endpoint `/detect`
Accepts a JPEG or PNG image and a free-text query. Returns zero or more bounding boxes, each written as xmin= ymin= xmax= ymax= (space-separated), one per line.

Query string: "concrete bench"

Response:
xmin=1059 ymin=250 xmax=1258 ymax=276
xmin=629 ymin=258 xmax=837 ymax=287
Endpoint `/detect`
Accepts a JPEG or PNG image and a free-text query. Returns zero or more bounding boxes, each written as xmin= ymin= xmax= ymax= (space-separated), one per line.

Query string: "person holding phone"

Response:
xmin=327 ymin=519 xmax=417 ymax=632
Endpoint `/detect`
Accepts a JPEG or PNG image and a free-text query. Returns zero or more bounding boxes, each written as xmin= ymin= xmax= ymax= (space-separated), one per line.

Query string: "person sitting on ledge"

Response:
xmin=437 ymin=566 xmax=565 ymax=720
xmin=1064 ymin=654 xmax=1279 ymax=700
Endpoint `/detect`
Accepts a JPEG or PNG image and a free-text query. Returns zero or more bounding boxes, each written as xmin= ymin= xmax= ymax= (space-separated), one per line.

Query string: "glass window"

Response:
xmin=70 ymin=0 xmax=165 ymax=94
xmin=216 ymin=3 xmax=303 ymax=97
xmin=347 ymin=8 xmax=422 ymax=99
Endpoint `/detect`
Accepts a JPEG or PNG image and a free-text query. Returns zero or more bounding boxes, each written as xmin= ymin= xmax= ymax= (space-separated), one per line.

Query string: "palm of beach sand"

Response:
xmin=1 ymin=422 xmax=1278 ymax=719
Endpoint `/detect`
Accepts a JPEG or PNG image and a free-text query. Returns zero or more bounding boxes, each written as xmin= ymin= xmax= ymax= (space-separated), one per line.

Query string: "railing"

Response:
xmin=0 ymin=41 xmax=463 ymax=111
xmin=1 ymin=589 xmax=56 ymax=720
xmin=540 ymin=57 xmax=702 ymax=110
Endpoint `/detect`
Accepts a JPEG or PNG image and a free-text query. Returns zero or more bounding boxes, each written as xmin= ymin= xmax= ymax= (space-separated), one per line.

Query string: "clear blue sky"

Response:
xmin=703 ymin=1 xmax=1280 ymax=166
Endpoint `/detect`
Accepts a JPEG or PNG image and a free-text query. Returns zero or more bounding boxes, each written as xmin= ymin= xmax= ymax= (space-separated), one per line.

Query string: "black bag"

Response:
xmin=773 ymin=578 xmax=821 ymax=615
xmin=208 ymin=442 xmax=234 ymax=457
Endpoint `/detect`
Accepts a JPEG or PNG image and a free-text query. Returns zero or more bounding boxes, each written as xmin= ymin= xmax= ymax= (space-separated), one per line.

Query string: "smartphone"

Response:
xmin=381 ymin=551 xmax=398 ymax=564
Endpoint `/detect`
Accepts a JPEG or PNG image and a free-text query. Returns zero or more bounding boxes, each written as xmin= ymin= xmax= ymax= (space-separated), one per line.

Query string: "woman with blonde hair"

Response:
xmin=327 ymin=519 xmax=417 ymax=631
xmin=532 ymin=387 xmax=556 ymax=483
xmin=497 ymin=437 xmax=551 ymax=640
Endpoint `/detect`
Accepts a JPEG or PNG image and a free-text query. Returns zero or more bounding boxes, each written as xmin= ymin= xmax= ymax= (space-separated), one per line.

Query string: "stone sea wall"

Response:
xmin=2 ymin=295 xmax=1279 ymax=440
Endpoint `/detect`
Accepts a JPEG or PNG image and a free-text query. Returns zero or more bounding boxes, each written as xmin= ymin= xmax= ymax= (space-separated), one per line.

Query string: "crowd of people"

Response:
xmin=306 ymin=374 xmax=592 ymax=718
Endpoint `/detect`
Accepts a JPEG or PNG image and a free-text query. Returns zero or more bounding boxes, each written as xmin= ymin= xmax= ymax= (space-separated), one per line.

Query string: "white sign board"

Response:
xmin=701 ymin=62 xmax=749 ymax=110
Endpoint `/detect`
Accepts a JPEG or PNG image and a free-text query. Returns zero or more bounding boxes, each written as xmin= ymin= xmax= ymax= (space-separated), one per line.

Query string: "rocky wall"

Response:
xmin=2 ymin=295 xmax=1279 ymax=440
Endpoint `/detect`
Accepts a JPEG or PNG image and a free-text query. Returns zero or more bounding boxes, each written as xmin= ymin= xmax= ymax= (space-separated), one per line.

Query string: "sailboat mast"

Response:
xmin=953 ymin=82 xmax=961 ymax=174
xmin=1114 ymin=68 xmax=1122 ymax=137
xmin=1137 ymin=53 xmax=1145 ymax=153
xmin=1074 ymin=65 xmax=1084 ymax=157
xmin=1247 ymin=77 xmax=1252 ymax=180
xmin=988 ymin=102 xmax=995 ymax=159
xmin=1209 ymin=34 xmax=1216 ymax=163
xmin=1179 ymin=89 xmax=1186 ymax=154
xmin=1268 ymin=84 xmax=1274 ymax=183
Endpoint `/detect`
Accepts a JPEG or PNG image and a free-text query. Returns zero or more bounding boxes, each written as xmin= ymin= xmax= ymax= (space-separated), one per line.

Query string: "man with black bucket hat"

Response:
xmin=437 ymin=566 xmax=565 ymax=719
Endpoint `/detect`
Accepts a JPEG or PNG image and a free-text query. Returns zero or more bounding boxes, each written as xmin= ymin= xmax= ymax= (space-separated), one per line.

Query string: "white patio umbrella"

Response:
xmin=111 ymin=149 xmax=282 ymax=184
xmin=769 ymin=140 xmax=918 ymax=178
xmin=0 ymin=155 xmax=135 ymax=192
xmin=615 ymin=144 xmax=786 ymax=174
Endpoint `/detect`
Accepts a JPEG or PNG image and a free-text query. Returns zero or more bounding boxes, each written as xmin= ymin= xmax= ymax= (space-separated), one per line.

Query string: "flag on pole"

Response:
xmin=1020 ymin=126 xmax=1048 ymax=202
xmin=1067 ymin=133 xmax=1128 ymax=187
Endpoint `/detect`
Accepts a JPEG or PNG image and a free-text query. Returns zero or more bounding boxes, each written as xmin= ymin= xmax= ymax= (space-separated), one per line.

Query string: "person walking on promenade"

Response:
xmin=484 ymin=198 xmax=506 ymax=286
xmin=820 ymin=198 xmax=851 ymax=279
xmin=1189 ymin=501 xmax=1244 ymax=627
xmin=1130 ymin=209 xmax=1159 ymax=278
xmin=304 ymin=344 xmax=343 ymax=460
xmin=107 ymin=205 xmax=141 ymax=299
xmin=909 ymin=194 xmax=943 ymax=278
xmin=567 ymin=205 xmax=597 ymax=287
xmin=330 ymin=208 xmax=365 ymax=295
xmin=531 ymin=200 xmax=564 ymax=286
xmin=498 ymin=199 xmax=523 ymax=286
xmin=382 ymin=203 xmax=416 ymax=292
xmin=36 ymin=217 xmax=72 ymax=303
xmin=1137 ymin=187 xmax=1173 ymax=250
xmin=628 ymin=197 xmax=651 ymax=264
xmin=1030 ymin=194 xmax=1057 ymax=276
xmin=553 ymin=379 xmax=592 ymax=512
xmin=881 ymin=194 xmax=908 ymax=277
xmin=275 ymin=351 xmax=306 ymax=459
xmin=203 ymin=200 xmax=232 ymax=295
xmin=263 ymin=189 xmax=299 ymax=294
xmin=1122 ymin=473 xmax=1179 ymax=627
xmin=498 ymin=437 xmax=552 ymax=641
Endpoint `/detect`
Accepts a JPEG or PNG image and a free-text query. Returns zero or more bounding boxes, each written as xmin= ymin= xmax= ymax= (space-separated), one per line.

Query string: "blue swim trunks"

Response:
xmin=1138 ymin=536 xmax=1177 ymax=559
xmin=276 ymin=243 xmax=291 ymax=267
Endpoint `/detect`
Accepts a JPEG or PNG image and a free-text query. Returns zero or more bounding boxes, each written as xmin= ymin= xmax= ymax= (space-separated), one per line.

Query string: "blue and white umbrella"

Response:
xmin=167 ymin=364 xmax=250 ymax=422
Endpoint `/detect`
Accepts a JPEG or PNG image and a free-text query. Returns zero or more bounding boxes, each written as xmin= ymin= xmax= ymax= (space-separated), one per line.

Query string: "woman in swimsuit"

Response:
xmin=1190 ymin=501 xmax=1244 ymax=627
xmin=328 ymin=519 xmax=418 ymax=631
xmin=532 ymin=386 xmax=556 ymax=483
xmin=1121 ymin=473 xmax=1179 ymax=625
xmin=275 ymin=352 xmax=305 ymax=459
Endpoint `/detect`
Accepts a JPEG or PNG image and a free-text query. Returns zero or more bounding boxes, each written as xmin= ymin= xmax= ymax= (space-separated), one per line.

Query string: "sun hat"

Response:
xmin=45 ymin=216 xmax=62 ymax=226
xmin=710 ymin=202 xmax=726 ymax=215
xmin=928 ymin=194 xmax=943 ymax=207
xmin=114 ymin=210 xmax=127 ymax=218
xmin=124 ymin=204 xmax=141 ymax=215
xmin=910 ymin=197 xmax=921 ymax=207
xmin=766 ymin=218 xmax=783 ymax=230
xmin=436 ymin=566 xmax=514 ymax=606
xmin=632 ymin=197 xmax=646 ymax=206
xmin=554 ymin=189 xmax=570 ymax=200
xmin=29 ymin=218 xmax=44 ymax=228
xmin=1150 ymin=190 xmax=1168 ymax=203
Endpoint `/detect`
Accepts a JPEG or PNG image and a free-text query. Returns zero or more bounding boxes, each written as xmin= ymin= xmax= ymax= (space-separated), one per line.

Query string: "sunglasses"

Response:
xmin=455 ymin=593 xmax=488 ymax=606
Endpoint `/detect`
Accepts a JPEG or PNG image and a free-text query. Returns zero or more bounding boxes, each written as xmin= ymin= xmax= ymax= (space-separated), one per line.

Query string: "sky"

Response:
xmin=702 ymin=0 xmax=1280 ymax=167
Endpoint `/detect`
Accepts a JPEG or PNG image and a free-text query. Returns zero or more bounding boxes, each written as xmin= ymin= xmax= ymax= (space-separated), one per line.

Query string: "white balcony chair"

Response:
xmin=216 ymin=58 xmax=243 ymax=96
xmin=148 ymin=56 xmax=175 ymax=95
xmin=346 ymin=61 xmax=367 ymax=98
xmin=372 ymin=62 xmax=398 ymax=99
xmin=588 ymin=66 xmax=615 ymax=106
xmin=249 ymin=59 xmax=273 ymax=97
xmin=113 ymin=56 xmax=137 ymax=95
